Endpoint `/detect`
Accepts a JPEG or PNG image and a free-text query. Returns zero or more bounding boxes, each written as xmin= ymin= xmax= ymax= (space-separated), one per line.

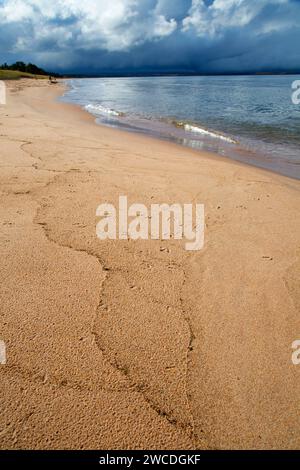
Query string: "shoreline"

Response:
xmin=0 ymin=79 xmax=300 ymax=450
xmin=35 ymin=78 xmax=298 ymax=184
xmin=60 ymin=77 xmax=300 ymax=181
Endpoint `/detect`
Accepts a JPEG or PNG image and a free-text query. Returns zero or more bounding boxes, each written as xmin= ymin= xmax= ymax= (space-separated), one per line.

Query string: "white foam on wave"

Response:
xmin=178 ymin=122 xmax=237 ymax=144
xmin=85 ymin=103 xmax=123 ymax=117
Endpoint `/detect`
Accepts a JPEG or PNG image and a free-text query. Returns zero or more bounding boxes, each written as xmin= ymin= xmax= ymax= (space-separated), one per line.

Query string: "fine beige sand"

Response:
xmin=0 ymin=79 xmax=299 ymax=450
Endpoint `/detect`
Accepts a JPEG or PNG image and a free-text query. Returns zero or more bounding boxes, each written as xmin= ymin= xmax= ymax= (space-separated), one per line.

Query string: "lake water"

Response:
xmin=62 ymin=76 xmax=300 ymax=179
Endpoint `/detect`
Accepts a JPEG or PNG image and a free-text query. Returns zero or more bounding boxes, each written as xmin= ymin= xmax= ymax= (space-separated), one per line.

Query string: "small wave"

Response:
xmin=85 ymin=104 xmax=124 ymax=117
xmin=174 ymin=121 xmax=237 ymax=144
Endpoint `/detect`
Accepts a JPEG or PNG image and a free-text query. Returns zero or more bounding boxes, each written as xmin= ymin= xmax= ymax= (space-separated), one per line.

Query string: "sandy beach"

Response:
xmin=0 ymin=79 xmax=299 ymax=450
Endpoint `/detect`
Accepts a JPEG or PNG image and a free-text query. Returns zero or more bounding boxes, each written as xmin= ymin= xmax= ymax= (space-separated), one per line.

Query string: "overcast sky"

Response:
xmin=0 ymin=0 xmax=300 ymax=74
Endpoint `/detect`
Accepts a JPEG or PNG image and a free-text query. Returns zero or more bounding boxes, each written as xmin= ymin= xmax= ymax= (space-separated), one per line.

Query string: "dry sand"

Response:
xmin=0 ymin=79 xmax=299 ymax=450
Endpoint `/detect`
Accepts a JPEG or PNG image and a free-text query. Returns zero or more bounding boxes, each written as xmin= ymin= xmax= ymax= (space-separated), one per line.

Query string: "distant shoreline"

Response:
xmin=61 ymin=71 xmax=300 ymax=79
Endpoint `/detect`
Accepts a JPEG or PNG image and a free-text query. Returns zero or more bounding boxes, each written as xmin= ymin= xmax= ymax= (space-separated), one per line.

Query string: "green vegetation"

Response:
xmin=0 ymin=69 xmax=48 ymax=80
xmin=0 ymin=61 xmax=59 ymax=80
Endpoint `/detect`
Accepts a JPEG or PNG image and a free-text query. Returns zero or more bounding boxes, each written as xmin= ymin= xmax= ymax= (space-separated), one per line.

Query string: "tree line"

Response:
xmin=0 ymin=61 xmax=59 ymax=77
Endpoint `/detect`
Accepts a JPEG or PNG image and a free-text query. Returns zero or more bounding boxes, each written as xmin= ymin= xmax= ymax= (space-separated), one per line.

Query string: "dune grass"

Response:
xmin=0 ymin=69 xmax=48 ymax=80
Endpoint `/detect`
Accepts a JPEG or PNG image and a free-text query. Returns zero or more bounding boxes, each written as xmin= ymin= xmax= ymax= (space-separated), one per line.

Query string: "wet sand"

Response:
xmin=0 ymin=79 xmax=299 ymax=449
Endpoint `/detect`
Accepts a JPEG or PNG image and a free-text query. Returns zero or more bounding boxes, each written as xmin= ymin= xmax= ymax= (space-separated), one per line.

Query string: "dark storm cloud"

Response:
xmin=0 ymin=0 xmax=299 ymax=74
